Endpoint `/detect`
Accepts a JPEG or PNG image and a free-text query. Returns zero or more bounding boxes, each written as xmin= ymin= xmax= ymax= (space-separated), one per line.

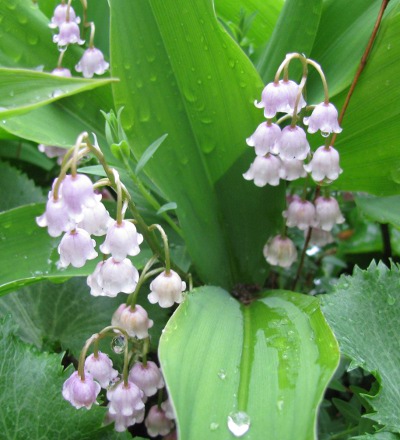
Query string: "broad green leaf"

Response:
xmin=0 ymin=316 xmax=129 ymax=440
xmin=0 ymin=68 xmax=114 ymax=118
xmin=331 ymin=3 xmax=400 ymax=195
xmin=0 ymin=140 xmax=55 ymax=170
xmin=0 ymin=161 xmax=44 ymax=211
xmin=0 ymin=204 xmax=151 ymax=295
xmin=0 ymin=277 xmax=168 ymax=357
xmin=110 ymin=0 xmax=285 ymax=288
xmin=321 ymin=262 xmax=400 ymax=432
xmin=356 ymin=195 xmax=400 ymax=228
xmin=135 ymin=133 xmax=168 ymax=175
xmin=157 ymin=202 xmax=177 ymax=215
xmin=159 ymin=287 xmax=339 ymax=440
xmin=255 ymin=0 xmax=323 ymax=82
xmin=353 ymin=434 xmax=400 ymax=440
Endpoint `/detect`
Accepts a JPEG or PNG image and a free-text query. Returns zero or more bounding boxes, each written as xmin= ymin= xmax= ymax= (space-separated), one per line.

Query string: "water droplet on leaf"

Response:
xmin=111 ymin=335 xmax=125 ymax=354
xmin=227 ymin=411 xmax=250 ymax=437
xmin=210 ymin=422 xmax=219 ymax=431
xmin=217 ymin=369 xmax=226 ymax=380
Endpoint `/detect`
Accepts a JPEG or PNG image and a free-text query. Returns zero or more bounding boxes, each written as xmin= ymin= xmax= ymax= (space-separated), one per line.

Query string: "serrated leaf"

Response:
xmin=159 ymin=287 xmax=339 ymax=440
xmin=0 ymin=315 xmax=127 ymax=440
xmin=157 ymin=202 xmax=177 ymax=215
xmin=0 ymin=161 xmax=45 ymax=211
xmin=352 ymin=433 xmax=400 ymax=440
xmin=321 ymin=261 xmax=400 ymax=432
xmin=135 ymin=134 xmax=168 ymax=175
xmin=0 ymin=68 xmax=115 ymax=118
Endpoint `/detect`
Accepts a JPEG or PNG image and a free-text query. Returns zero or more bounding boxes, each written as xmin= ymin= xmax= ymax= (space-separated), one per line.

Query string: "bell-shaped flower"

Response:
xmin=112 ymin=304 xmax=153 ymax=339
xmin=145 ymin=405 xmax=174 ymax=438
xmin=307 ymin=227 xmax=334 ymax=247
xmin=161 ymin=398 xmax=176 ymax=420
xmin=275 ymin=125 xmax=310 ymax=160
xmin=51 ymin=67 xmax=72 ymax=77
xmin=75 ymin=47 xmax=109 ymax=78
xmin=60 ymin=173 xmax=99 ymax=221
xmin=53 ymin=21 xmax=84 ymax=46
xmin=243 ymin=154 xmax=281 ymax=187
xmin=78 ymin=201 xmax=113 ymax=236
xmin=58 ymin=228 xmax=98 ymax=268
xmin=105 ymin=408 xmax=145 ymax=433
xmin=100 ymin=220 xmax=143 ymax=261
xmin=263 ymin=235 xmax=298 ymax=268
xmin=62 ymin=371 xmax=100 ymax=409
xmin=283 ymin=196 xmax=318 ymax=230
xmin=38 ymin=144 xmax=68 ymax=164
xmin=304 ymin=102 xmax=342 ymax=135
xmin=279 ymin=158 xmax=307 ymax=181
xmin=88 ymin=258 xmax=139 ymax=297
xmin=49 ymin=3 xmax=80 ymax=29
xmin=148 ymin=270 xmax=186 ymax=308
xmin=84 ymin=351 xmax=119 ymax=388
xmin=255 ymin=81 xmax=288 ymax=119
xmin=315 ymin=196 xmax=345 ymax=231
xmin=246 ymin=122 xmax=281 ymax=156
xmin=304 ymin=145 xmax=343 ymax=182
xmin=36 ymin=196 xmax=71 ymax=237
xmin=107 ymin=380 xmax=145 ymax=418
xmin=279 ymin=79 xmax=306 ymax=113
xmin=129 ymin=361 xmax=165 ymax=397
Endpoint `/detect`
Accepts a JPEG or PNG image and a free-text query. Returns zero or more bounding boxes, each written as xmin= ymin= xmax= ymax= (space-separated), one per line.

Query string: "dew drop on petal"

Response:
xmin=321 ymin=131 xmax=330 ymax=138
xmin=227 ymin=411 xmax=251 ymax=437
xmin=111 ymin=335 xmax=125 ymax=354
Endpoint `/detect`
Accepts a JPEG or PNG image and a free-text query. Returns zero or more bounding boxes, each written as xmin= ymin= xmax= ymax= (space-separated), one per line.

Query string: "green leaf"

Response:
xmin=0 ymin=161 xmax=45 ymax=211
xmin=353 ymin=434 xmax=400 ymax=440
xmin=157 ymin=202 xmax=177 ymax=215
xmin=331 ymin=3 xmax=400 ymax=195
xmin=0 ymin=140 xmax=55 ymax=170
xmin=159 ymin=287 xmax=339 ymax=440
xmin=0 ymin=277 xmax=168 ymax=357
xmin=255 ymin=0 xmax=323 ymax=82
xmin=135 ymin=134 xmax=168 ymax=175
xmin=0 ymin=315 xmax=128 ymax=440
xmin=0 ymin=204 xmax=151 ymax=295
xmin=331 ymin=398 xmax=361 ymax=424
xmin=356 ymin=195 xmax=400 ymax=228
xmin=0 ymin=68 xmax=114 ymax=118
xmin=110 ymin=0 xmax=285 ymax=287
xmin=321 ymin=262 xmax=400 ymax=432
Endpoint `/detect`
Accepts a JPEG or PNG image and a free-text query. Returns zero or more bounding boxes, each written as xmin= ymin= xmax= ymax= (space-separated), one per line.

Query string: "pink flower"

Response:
xmin=53 ymin=21 xmax=84 ymax=46
xmin=84 ymin=351 xmax=118 ymax=388
xmin=304 ymin=146 xmax=342 ymax=182
xmin=78 ymin=201 xmax=112 ymax=236
xmin=307 ymin=228 xmax=334 ymax=247
xmin=36 ymin=196 xmax=71 ymax=237
xmin=112 ymin=304 xmax=153 ymax=339
xmin=263 ymin=235 xmax=298 ymax=268
xmin=58 ymin=228 xmax=98 ymax=268
xmin=49 ymin=3 xmax=80 ymax=29
xmin=283 ymin=197 xmax=317 ymax=230
xmin=145 ymin=405 xmax=174 ymax=437
xmin=87 ymin=258 xmax=139 ymax=297
xmin=279 ymin=158 xmax=307 ymax=181
xmin=75 ymin=47 xmax=109 ymax=78
xmin=51 ymin=67 xmax=72 ymax=77
xmin=128 ymin=361 xmax=165 ymax=397
xmin=315 ymin=196 xmax=345 ymax=231
xmin=246 ymin=122 xmax=281 ymax=156
xmin=148 ymin=270 xmax=186 ymax=308
xmin=100 ymin=220 xmax=143 ymax=261
xmin=242 ymin=154 xmax=281 ymax=187
xmin=304 ymin=102 xmax=342 ymax=135
xmin=62 ymin=371 xmax=100 ymax=409
xmin=161 ymin=398 xmax=176 ymax=420
xmin=275 ymin=125 xmax=310 ymax=160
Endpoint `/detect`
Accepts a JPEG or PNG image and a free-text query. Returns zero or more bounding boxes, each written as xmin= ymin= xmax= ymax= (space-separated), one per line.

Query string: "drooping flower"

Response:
xmin=53 ymin=21 xmax=84 ymax=46
xmin=105 ymin=408 xmax=145 ymax=433
xmin=246 ymin=122 xmax=281 ymax=156
xmin=279 ymin=79 xmax=306 ymax=113
xmin=128 ymin=361 xmax=165 ymax=397
xmin=87 ymin=258 xmax=139 ymax=297
xmin=78 ymin=201 xmax=113 ymax=236
xmin=62 ymin=371 xmax=100 ymax=409
xmin=263 ymin=235 xmax=298 ymax=268
xmin=242 ymin=154 xmax=281 ymax=187
xmin=275 ymin=125 xmax=310 ymax=160
xmin=314 ymin=196 xmax=345 ymax=231
xmin=303 ymin=102 xmax=342 ymax=135
xmin=58 ymin=228 xmax=98 ymax=268
xmin=307 ymin=227 xmax=334 ymax=247
xmin=51 ymin=67 xmax=72 ymax=77
xmin=100 ymin=220 xmax=143 ymax=261
xmin=75 ymin=47 xmax=109 ymax=78
xmin=304 ymin=145 xmax=343 ymax=182
xmin=279 ymin=158 xmax=307 ymax=181
xmin=49 ymin=3 xmax=80 ymax=29
xmin=111 ymin=304 xmax=154 ymax=339
xmin=84 ymin=351 xmax=119 ymax=388
xmin=38 ymin=144 xmax=68 ymax=164
xmin=161 ymin=398 xmax=176 ymax=420
xmin=148 ymin=270 xmax=186 ymax=308
xmin=283 ymin=196 xmax=318 ymax=230
xmin=36 ymin=196 xmax=71 ymax=237
xmin=145 ymin=405 xmax=174 ymax=438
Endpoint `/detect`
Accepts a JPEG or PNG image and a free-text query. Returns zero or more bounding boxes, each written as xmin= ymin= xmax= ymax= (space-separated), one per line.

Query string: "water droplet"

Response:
xmin=51 ymin=89 xmax=64 ymax=98
xmin=111 ymin=335 xmax=125 ymax=354
xmin=197 ymin=79 xmax=202 ymax=85
xmin=210 ymin=422 xmax=219 ymax=431
xmin=217 ymin=369 xmax=226 ymax=380
xmin=17 ymin=14 xmax=28 ymax=24
xmin=387 ymin=294 xmax=396 ymax=305
xmin=123 ymin=62 xmax=131 ymax=70
xmin=227 ymin=411 xmax=250 ymax=437
xmin=183 ymin=88 xmax=197 ymax=103
xmin=207 ymin=75 xmax=212 ymax=80
xmin=201 ymin=117 xmax=212 ymax=125
xmin=7 ymin=0 xmax=17 ymax=10
xmin=150 ymin=74 xmax=157 ymax=82
xmin=387 ymin=43 xmax=391 ymax=50
xmin=321 ymin=131 xmax=330 ymax=138
xmin=147 ymin=54 xmax=156 ymax=63
xmin=228 ymin=59 xmax=235 ymax=68
xmin=28 ymin=34 xmax=39 ymax=45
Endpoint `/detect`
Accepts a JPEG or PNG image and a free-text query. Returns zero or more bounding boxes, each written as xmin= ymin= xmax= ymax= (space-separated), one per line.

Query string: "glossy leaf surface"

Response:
xmin=159 ymin=287 xmax=339 ymax=440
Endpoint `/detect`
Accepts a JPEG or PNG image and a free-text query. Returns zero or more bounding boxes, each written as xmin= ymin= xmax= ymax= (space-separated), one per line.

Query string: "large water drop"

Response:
xmin=111 ymin=335 xmax=125 ymax=354
xmin=227 ymin=411 xmax=250 ymax=437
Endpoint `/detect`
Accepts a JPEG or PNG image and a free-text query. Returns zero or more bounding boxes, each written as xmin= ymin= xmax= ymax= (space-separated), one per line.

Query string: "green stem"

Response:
xmin=142 ymin=337 xmax=150 ymax=366
xmin=306 ymin=59 xmax=330 ymax=104
xmin=237 ymin=306 xmax=252 ymax=411
xmin=148 ymin=224 xmax=171 ymax=272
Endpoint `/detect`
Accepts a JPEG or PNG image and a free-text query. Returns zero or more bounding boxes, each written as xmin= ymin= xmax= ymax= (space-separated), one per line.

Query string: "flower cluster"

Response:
xmin=37 ymin=132 xmax=185 ymax=436
xmin=48 ymin=2 xmax=109 ymax=78
xmin=244 ymin=53 xmax=345 ymax=268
